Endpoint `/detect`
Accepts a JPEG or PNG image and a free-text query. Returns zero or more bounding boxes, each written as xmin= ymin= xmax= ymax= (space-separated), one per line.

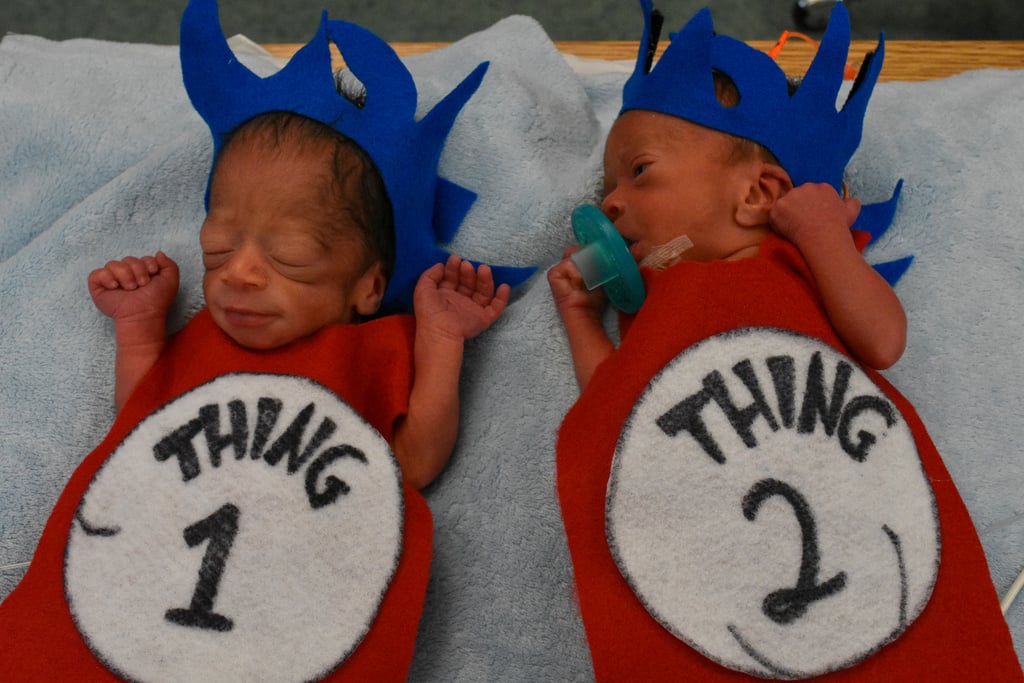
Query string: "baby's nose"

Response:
xmin=221 ymin=246 xmax=268 ymax=288
xmin=600 ymin=192 xmax=624 ymax=222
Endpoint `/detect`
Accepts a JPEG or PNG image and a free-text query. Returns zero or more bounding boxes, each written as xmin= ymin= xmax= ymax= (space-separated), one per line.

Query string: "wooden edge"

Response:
xmin=262 ymin=40 xmax=1024 ymax=83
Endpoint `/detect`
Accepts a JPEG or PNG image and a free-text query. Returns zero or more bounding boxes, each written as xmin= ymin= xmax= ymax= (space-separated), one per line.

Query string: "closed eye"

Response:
xmin=269 ymin=245 xmax=320 ymax=270
xmin=268 ymin=231 xmax=325 ymax=268
xmin=271 ymin=256 xmax=312 ymax=269
xmin=202 ymin=249 xmax=232 ymax=269
xmin=269 ymin=253 xmax=321 ymax=282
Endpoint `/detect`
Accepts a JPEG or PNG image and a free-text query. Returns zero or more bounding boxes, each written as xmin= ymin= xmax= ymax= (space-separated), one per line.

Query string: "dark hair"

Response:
xmin=217 ymin=111 xmax=396 ymax=278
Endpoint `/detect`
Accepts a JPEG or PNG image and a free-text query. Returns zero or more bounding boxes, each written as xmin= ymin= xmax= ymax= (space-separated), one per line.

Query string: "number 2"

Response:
xmin=742 ymin=479 xmax=847 ymax=625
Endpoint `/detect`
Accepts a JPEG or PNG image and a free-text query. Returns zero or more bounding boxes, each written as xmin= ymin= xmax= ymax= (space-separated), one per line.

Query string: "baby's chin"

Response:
xmin=210 ymin=312 xmax=294 ymax=351
xmin=222 ymin=327 xmax=288 ymax=350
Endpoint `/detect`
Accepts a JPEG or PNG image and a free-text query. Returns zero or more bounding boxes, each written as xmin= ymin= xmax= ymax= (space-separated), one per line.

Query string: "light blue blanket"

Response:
xmin=1 ymin=16 xmax=1021 ymax=679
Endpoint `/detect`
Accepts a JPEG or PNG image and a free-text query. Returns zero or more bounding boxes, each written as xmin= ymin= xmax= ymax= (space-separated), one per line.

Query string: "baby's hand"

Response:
xmin=547 ymin=246 xmax=607 ymax=322
xmin=88 ymin=252 xmax=180 ymax=322
xmin=413 ymin=254 xmax=510 ymax=343
xmin=770 ymin=183 xmax=861 ymax=247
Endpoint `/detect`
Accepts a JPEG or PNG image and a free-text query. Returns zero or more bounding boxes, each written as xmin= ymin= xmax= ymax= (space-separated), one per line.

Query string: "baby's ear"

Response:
xmin=736 ymin=163 xmax=792 ymax=227
xmin=354 ymin=261 xmax=387 ymax=316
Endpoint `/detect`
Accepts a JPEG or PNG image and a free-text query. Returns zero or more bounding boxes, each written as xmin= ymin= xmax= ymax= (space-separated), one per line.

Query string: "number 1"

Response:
xmin=165 ymin=503 xmax=240 ymax=632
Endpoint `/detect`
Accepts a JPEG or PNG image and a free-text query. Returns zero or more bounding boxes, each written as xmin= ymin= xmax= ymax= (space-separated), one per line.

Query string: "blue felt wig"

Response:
xmin=623 ymin=0 xmax=879 ymax=191
xmin=179 ymin=0 xmax=532 ymax=310
xmin=621 ymin=0 xmax=909 ymax=282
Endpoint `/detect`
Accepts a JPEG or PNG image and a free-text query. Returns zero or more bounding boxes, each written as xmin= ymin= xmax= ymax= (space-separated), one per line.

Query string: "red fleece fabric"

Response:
xmin=557 ymin=233 xmax=1022 ymax=681
xmin=0 ymin=309 xmax=431 ymax=682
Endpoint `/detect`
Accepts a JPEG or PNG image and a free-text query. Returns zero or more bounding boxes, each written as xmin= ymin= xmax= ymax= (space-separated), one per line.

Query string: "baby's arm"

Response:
xmin=88 ymin=252 xmax=180 ymax=410
xmin=547 ymin=247 xmax=615 ymax=390
xmin=392 ymin=255 xmax=510 ymax=490
xmin=770 ymin=184 xmax=907 ymax=369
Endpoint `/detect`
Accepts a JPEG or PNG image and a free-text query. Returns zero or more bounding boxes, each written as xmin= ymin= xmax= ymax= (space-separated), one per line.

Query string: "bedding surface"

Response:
xmin=0 ymin=16 xmax=1021 ymax=680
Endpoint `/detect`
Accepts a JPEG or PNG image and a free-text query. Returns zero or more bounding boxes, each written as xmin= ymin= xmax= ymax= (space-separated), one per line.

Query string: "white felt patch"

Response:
xmin=65 ymin=373 xmax=403 ymax=683
xmin=606 ymin=328 xmax=939 ymax=679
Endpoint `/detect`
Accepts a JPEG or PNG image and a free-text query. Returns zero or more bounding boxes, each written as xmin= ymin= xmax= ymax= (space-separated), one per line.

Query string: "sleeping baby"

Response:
xmin=0 ymin=0 xmax=529 ymax=680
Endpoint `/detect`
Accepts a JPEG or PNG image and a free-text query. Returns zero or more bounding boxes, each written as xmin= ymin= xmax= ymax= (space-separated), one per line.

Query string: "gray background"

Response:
xmin=3 ymin=0 xmax=1024 ymax=45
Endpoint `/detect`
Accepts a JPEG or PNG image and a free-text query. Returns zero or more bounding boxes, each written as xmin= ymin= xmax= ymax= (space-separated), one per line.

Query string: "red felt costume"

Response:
xmin=556 ymin=232 xmax=1022 ymax=680
xmin=0 ymin=309 xmax=431 ymax=682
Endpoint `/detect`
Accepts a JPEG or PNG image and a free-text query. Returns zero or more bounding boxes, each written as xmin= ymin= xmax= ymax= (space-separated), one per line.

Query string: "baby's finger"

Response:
xmin=139 ymin=254 xmax=162 ymax=276
xmin=438 ymin=254 xmax=462 ymax=289
xmin=493 ymin=282 xmax=511 ymax=309
xmin=473 ymin=263 xmax=497 ymax=301
xmin=154 ymin=251 xmax=179 ymax=275
xmin=457 ymin=257 xmax=479 ymax=295
xmin=88 ymin=267 xmax=122 ymax=291
xmin=483 ymin=282 xmax=511 ymax=323
xmin=413 ymin=262 xmax=445 ymax=301
xmin=844 ymin=197 xmax=862 ymax=225
xmin=125 ymin=256 xmax=154 ymax=285
xmin=105 ymin=258 xmax=147 ymax=289
xmin=547 ymin=257 xmax=582 ymax=287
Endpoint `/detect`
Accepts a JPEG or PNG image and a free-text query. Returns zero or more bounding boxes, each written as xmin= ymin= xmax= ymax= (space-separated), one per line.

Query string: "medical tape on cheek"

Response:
xmin=639 ymin=234 xmax=694 ymax=270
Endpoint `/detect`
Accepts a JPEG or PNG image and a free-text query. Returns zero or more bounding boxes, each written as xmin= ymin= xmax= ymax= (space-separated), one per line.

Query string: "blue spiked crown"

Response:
xmin=623 ymin=0 xmax=879 ymax=192
xmin=179 ymin=0 xmax=532 ymax=310
xmin=622 ymin=0 xmax=911 ymax=284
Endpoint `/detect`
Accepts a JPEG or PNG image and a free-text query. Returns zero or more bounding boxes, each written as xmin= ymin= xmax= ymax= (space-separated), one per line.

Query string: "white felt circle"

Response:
xmin=607 ymin=328 xmax=939 ymax=679
xmin=65 ymin=373 xmax=403 ymax=683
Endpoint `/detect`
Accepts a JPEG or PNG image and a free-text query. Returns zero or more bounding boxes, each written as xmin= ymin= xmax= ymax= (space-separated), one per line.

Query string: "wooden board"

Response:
xmin=262 ymin=40 xmax=1024 ymax=82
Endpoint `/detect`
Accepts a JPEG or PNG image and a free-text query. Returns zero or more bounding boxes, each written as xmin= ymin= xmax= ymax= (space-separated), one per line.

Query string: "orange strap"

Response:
xmin=767 ymin=30 xmax=858 ymax=80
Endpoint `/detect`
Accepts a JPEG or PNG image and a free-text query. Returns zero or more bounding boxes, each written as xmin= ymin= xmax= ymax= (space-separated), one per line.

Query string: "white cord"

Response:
xmin=1001 ymin=563 xmax=1024 ymax=615
xmin=639 ymin=234 xmax=694 ymax=271
xmin=0 ymin=561 xmax=30 ymax=572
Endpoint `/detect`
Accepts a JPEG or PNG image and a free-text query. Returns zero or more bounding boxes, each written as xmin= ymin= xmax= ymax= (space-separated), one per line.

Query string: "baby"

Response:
xmin=550 ymin=2 xmax=1021 ymax=680
xmin=549 ymin=72 xmax=905 ymax=389
xmin=89 ymin=110 xmax=507 ymax=491
xmin=0 ymin=2 xmax=528 ymax=681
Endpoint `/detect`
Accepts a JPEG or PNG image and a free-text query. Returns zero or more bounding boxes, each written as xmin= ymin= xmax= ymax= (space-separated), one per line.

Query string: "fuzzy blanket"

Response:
xmin=0 ymin=16 xmax=1021 ymax=680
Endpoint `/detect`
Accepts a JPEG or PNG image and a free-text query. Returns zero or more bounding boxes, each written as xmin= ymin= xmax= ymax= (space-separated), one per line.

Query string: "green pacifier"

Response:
xmin=569 ymin=204 xmax=646 ymax=314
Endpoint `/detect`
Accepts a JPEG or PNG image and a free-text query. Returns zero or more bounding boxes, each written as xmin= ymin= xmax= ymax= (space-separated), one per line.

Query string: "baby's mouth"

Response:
xmin=222 ymin=306 xmax=276 ymax=327
xmin=626 ymin=239 xmax=641 ymax=260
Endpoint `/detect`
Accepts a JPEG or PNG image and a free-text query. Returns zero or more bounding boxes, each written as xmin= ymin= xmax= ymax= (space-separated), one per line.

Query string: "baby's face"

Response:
xmin=602 ymin=110 xmax=767 ymax=264
xmin=200 ymin=141 xmax=379 ymax=350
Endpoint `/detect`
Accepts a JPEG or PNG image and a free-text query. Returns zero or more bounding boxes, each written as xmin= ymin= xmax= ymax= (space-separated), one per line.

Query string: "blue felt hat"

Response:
xmin=622 ymin=0 xmax=909 ymax=283
xmin=179 ymin=0 xmax=533 ymax=310
xmin=623 ymin=0 xmax=880 ymax=191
